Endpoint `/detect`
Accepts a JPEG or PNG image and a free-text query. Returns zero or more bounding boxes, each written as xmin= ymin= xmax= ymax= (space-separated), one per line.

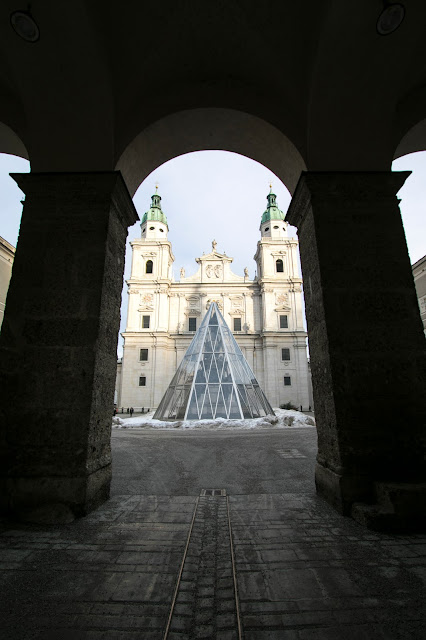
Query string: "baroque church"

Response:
xmin=117 ymin=188 xmax=312 ymax=412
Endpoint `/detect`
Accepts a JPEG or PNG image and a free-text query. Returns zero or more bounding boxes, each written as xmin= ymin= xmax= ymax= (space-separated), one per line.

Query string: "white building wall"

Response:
xmin=0 ymin=236 xmax=15 ymax=329
xmin=412 ymin=254 xmax=426 ymax=335
xmin=118 ymin=199 xmax=311 ymax=412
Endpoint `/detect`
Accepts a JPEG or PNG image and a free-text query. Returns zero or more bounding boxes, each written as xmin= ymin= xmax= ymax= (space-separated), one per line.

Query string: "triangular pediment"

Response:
xmin=196 ymin=250 xmax=233 ymax=263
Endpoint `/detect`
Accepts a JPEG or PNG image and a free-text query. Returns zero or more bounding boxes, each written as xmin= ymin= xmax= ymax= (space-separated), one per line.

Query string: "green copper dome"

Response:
xmin=141 ymin=191 xmax=168 ymax=228
xmin=261 ymin=188 xmax=285 ymax=224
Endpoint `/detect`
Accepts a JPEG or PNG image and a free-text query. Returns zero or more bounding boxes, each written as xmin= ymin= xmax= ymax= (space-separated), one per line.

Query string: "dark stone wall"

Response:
xmin=0 ymin=172 xmax=138 ymax=521
xmin=287 ymin=172 xmax=426 ymax=521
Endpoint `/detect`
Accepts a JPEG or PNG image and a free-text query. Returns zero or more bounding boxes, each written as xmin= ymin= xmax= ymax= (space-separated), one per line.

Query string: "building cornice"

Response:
xmin=0 ymin=236 xmax=15 ymax=260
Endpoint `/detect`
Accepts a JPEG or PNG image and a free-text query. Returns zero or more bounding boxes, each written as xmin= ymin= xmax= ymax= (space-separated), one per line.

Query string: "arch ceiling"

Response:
xmin=116 ymin=109 xmax=306 ymax=197
xmin=0 ymin=1 xmax=426 ymax=176
xmin=0 ymin=122 xmax=28 ymax=160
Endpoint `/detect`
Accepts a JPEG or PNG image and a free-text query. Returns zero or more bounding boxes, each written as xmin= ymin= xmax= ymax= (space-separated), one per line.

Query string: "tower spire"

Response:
xmin=141 ymin=188 xmax=168 ymax=229
xmin=261 ymin=187 xmax=284 ymax=225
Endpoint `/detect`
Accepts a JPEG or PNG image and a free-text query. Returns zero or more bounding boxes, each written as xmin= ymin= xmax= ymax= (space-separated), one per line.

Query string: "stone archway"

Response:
xmin=116 ymin=108 xmax=306 ymax=197
xmin=0 ymin=108 xmax=307 ymax=523
xmin=0 ymin=122 xmax=29 ymax=161
xmin=0 ymin=95 xmax=425 ymax=530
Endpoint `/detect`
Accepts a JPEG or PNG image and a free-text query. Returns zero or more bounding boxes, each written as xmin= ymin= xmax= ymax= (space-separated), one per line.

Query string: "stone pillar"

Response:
xmin=286 ymin=172 xmax=426 ymax=531
xmin=0 ymin=172 xmax=138 ymax=522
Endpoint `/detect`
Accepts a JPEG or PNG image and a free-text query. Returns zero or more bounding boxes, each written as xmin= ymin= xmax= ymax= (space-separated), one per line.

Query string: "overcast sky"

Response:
xmin=1 ymin=150 xmax=425 ymax=356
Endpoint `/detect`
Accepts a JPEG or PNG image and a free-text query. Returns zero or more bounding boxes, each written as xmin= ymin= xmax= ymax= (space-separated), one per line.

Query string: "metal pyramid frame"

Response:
xmin=154 ymin=302 xmax=274 ymax=421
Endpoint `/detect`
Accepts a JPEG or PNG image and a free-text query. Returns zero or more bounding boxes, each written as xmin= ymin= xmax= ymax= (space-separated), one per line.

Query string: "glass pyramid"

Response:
xmin=154 ymin=302 xmax=274 ymax=421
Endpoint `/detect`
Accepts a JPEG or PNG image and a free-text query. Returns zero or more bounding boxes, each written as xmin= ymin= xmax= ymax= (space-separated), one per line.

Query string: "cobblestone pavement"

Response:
xmin=1 ymin=428 xmax=425 ymax=639
xmin=167 ymin=494 xmax=240 ymax=639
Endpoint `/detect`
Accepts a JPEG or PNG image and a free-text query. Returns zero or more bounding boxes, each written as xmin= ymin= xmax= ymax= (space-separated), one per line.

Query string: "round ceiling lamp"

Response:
xmin=10 ymin=9 xmax=40 ymax=42
xmin=376 ymin=2 xmax=405 ymax=35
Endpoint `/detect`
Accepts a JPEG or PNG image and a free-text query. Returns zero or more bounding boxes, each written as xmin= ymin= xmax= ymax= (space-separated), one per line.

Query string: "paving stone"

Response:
xmin=166 ymin=495 xmax=240 ymax=637
xmin=195 ymin=610 xmax=213 ymax=624
xmin=112 ymin=572 xmax=176 ymax=602
xmin=216 ymin=612 xmax=237 ymax=628
xmin=169 ymin=615 xmax=193 ymax=631
xmin=197 ymin=597 xmax=215 ymax=609
xmin=1 ymin=431 xmax=426 ymax=639
xmin=174 ymin=603 xmax=196 ymax=616
xmin=216 ymin=599 xmax=237 ymax=613
xmin=195 ymin=624 xmax=214 ymax=638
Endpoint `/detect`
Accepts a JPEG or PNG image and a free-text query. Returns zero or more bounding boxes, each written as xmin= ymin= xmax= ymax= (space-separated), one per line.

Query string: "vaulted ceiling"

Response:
xmin=0 ymin=1 xmax=425 ymax=191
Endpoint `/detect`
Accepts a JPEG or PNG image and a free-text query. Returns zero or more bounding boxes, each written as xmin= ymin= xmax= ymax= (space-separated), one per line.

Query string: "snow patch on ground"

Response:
xmin=112 ymin=408 xmax=315 ymax=430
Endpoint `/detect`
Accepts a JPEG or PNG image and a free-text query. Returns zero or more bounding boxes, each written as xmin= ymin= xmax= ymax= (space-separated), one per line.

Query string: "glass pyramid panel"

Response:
xmin=204 ymin=330 xmax=213 ymax=353
xmin=153 ymin=302 xmax=274 ymax=420
xmin=229 ymin=390 xmax=242 ymax=419
xmin=195 ymin=360 xmax=206 ymax=383
xmin=209 ymin=325 xmax=219 ymax=348
xmin=208 ymin=356 xmax=220 ymax=383
xmin=215 ymin=386 xmax=227 ymax=418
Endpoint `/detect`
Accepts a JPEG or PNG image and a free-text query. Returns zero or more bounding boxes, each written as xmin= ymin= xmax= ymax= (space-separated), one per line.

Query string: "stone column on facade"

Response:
xmin=178 ymin=293 xmax=185 ymax=333
xmin=243 ymin=292 xmax=248 ymax=332
xmin=262 ymin=340 xmax=277 ymax=409
xmin=154 ymin=287 xmax=160 ymax=331
xmin=261 ymin=288 xmax=267 ymax=331
xmin=293 ymin=341 xmax=310 ymax=409
xmin=127 ymin=289 xmax=140 ymax=331
xmin=262 ymin=287 xmax=275 ymax=331
xmin=150 ymin=335 xmax=157 ymax=410
xmin=157 ymin=285 xmax=170 ymax=332
xmin=286 ymin=171 xmax=426 ymax=530
xmin=0 ymin=172 xmax=138 ymax=522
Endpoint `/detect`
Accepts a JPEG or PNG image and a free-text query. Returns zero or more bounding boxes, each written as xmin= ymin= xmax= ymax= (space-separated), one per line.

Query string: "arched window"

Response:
xmin=276 ymin=259 xmax=284 ymax=273
xmin=146 ymin=260 xmax=153 ymax=274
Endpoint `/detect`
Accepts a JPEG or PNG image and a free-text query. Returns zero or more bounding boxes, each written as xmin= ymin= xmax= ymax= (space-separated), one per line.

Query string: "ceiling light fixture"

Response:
xmin=10 ymin=8 xmax=40 ymax=42
xmin=376 ymin=2 xmax=405 ymax=35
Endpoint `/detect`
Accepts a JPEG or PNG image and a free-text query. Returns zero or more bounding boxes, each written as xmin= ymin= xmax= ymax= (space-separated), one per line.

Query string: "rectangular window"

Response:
xmin=281 ymin=348 xmax=290 ymax=361
xmin=139 ymin=376 xmax=146 ymax=386
xmin=140 ymin=348 xmax=148 ymax=361
xmin=284 ymin=375 xmax=291 ymax=386
xmin=233 ymin=317 xmax=242 ymax=332
xmin=279 ymin=315 xmax=288 ymax=328
xmin=189 ymin=317 xmax=197 ymax=332
xmin=142 ymin=315 xmax=150 ymax=329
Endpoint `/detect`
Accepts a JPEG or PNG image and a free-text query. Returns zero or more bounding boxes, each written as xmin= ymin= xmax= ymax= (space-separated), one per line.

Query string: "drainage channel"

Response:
xmin=163 ymin=490 xmax=242 ymax=640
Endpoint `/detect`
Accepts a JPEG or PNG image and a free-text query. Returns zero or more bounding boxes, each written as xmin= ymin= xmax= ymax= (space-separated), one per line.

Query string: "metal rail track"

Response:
xmin=163 ymin=491 xmax=242 ymax=639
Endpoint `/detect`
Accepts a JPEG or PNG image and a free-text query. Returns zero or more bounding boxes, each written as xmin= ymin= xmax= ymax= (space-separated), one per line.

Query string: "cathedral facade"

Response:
xmin=117 ymin=189 xmax=311 ymax=412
